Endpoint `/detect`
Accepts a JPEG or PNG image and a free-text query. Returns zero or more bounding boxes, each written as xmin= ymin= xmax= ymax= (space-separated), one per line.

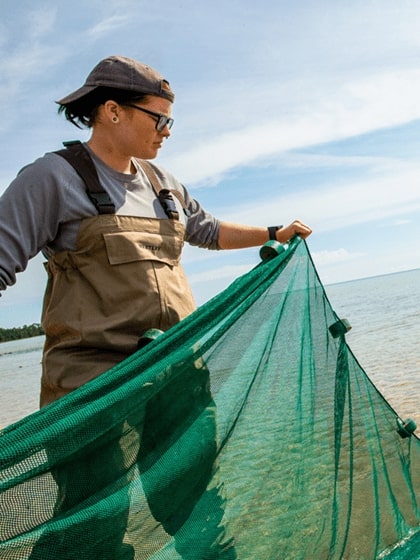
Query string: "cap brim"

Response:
xmin=55 ymin=85 xmax=98 ymax=105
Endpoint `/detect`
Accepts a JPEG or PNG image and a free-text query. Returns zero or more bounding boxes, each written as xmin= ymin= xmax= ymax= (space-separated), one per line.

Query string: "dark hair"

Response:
xmin=57 ymin=87 xmax=149 ymax=129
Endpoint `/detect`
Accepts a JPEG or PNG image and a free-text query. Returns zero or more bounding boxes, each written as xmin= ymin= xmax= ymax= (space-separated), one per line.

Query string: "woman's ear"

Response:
xmin=102 ymin=100 xmax=120 ymax=124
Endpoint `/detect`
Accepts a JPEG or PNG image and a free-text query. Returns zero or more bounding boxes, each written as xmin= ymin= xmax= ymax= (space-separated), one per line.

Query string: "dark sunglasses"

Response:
xmin=124 ymin=104 xmax=174 ymax=132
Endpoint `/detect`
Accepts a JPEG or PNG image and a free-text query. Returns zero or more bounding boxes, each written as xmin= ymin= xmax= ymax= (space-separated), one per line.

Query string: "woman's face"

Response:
xmin=109 ymin=95 xmax=173 ymax=161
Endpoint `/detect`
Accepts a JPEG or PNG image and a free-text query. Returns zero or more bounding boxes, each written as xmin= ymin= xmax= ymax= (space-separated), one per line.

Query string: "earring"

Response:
xmin=112 ymin=116 xmax=119 ymax=123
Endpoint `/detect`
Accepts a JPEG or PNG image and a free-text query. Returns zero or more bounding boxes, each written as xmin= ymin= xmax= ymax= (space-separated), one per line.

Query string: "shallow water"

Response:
xmin=326 ymin=268 xmax=420 ymax=432
xmin=0 ymin=335 xmax=43 ymax=426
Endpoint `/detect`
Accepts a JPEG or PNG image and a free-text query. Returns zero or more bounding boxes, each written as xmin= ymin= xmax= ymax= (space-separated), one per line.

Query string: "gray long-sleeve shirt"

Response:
xmin=0 ymin=145 xmax=220 ymax=290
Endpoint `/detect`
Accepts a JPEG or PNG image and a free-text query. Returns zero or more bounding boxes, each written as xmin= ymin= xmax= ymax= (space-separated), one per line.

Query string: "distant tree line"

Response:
xmin=0 ymin=323 xmax=44 ymax=343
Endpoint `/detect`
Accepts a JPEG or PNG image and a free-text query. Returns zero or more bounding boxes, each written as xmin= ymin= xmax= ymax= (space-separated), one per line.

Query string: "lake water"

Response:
xmin=0 ymin=268 xmax=419 ymax=431
xmin=326 ymin=267 xmax=419 ymax=433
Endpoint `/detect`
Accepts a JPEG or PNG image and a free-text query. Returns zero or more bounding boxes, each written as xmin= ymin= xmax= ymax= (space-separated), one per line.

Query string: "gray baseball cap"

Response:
xmin=56 ymin=55 xmax=174 ymax=104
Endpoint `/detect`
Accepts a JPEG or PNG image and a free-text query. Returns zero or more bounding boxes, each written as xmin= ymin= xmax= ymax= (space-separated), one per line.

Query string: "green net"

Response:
xmin=0 ymin=238 xmax=419 ymax=560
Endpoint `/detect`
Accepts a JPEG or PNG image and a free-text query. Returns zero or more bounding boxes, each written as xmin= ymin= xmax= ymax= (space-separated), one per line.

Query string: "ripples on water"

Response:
xmin=0 ymin=269 xmax=419 ymax=431
xmin=326 ymin=268 xmax=419 ymax=432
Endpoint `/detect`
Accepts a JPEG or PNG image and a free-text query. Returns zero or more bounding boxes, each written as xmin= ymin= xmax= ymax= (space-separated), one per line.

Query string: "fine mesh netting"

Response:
xmin=0 ymin=237 xmax=419 ymax=560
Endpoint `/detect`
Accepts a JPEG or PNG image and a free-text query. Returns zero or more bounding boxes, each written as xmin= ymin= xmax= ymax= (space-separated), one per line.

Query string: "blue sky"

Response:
xmin=1 ymin=0 xmax=420 ymax=327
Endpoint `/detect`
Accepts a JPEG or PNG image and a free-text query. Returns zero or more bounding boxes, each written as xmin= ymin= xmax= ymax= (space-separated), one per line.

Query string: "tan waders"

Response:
xmin=40 ymin=215 xmax=195 ymax=406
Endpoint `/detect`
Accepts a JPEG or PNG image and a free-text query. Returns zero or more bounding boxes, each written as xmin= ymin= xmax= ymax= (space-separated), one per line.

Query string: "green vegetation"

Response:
xmin=0 ymin=323 xmax=44 ymax=343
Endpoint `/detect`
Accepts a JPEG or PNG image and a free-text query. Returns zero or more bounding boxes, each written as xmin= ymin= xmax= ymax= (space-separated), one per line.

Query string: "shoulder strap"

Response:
xmin=55 ymin=143 xmax=189 ymax=219
xmin=54 ymin=141 xmax=115 ymax=214
xmin=139 ymin=160 xmax=190 ymax=220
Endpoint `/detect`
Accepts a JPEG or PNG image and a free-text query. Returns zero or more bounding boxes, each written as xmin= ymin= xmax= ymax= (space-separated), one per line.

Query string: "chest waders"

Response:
xmin=41 ymin=143 xmax=195 ymax=406
xmin=29 ymin=143 xmax=237 ymax=560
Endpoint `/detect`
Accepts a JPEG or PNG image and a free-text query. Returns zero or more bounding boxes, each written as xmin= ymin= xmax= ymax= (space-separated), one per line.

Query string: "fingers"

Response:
xmin=278 ymin=220 xmax=312 ymax=242
xmin=293 ymin=219 xmax=312 ymax=239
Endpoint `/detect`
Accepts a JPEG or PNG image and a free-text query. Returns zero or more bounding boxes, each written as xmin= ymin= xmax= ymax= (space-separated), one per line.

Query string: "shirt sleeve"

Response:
xmin=181 ymin=185 xmax=221 ymax=250
xmin=0 ymin=154 xmax=78 ymax=290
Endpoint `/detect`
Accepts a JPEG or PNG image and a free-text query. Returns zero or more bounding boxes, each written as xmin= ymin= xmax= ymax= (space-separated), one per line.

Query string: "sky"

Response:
xmin=1 ymin=0 xmax=420 ymax=327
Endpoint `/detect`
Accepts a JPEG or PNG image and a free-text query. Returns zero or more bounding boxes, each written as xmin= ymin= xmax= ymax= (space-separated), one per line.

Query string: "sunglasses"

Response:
xmin=124 ymin=104 xmax=174 ymax=132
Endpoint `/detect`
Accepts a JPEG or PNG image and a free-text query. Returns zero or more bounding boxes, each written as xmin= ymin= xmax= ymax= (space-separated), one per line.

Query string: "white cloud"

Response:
xmin=259 ymin=153 xmax=397 ymax=172
xmin=211 ymin=163 xmax=420 ymax=233
xmin=163 ymin=68 xmax=420 ymax=186
xmin=317 ymin=249 xmax=420 ymax=286
xmin=88 ymin=15 xmax=130 ymax=37
xmin=0 ymin=7 xmax=65 ymax=110
xmin=391 ymin=219 xmax=411 ymax=226
xmin=25 ymin=7 xmax=58 ymax=40
xmin=188 ymin=264 xmax=252 ymax=285
xmin=312 ymin=248 xmax=366 ymax=266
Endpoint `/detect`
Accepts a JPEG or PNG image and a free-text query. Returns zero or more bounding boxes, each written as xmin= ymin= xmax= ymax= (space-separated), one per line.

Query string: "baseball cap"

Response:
xmin=56 ymin=55 xmax=174 ymax=105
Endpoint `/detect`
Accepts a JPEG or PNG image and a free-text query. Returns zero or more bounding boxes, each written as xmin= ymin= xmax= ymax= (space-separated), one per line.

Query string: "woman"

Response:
xmin=0 ymin=55 xmax=312 ymax=558
xmin=0 ymin=54 xmax=311 ymax=407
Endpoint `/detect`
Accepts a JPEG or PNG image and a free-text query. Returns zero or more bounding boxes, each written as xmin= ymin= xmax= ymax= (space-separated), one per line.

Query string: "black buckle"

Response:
xmin=158 ymin=189 xmax=179 ymax=220
xmin=88 ymin=192 xmax=115 ymax=214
